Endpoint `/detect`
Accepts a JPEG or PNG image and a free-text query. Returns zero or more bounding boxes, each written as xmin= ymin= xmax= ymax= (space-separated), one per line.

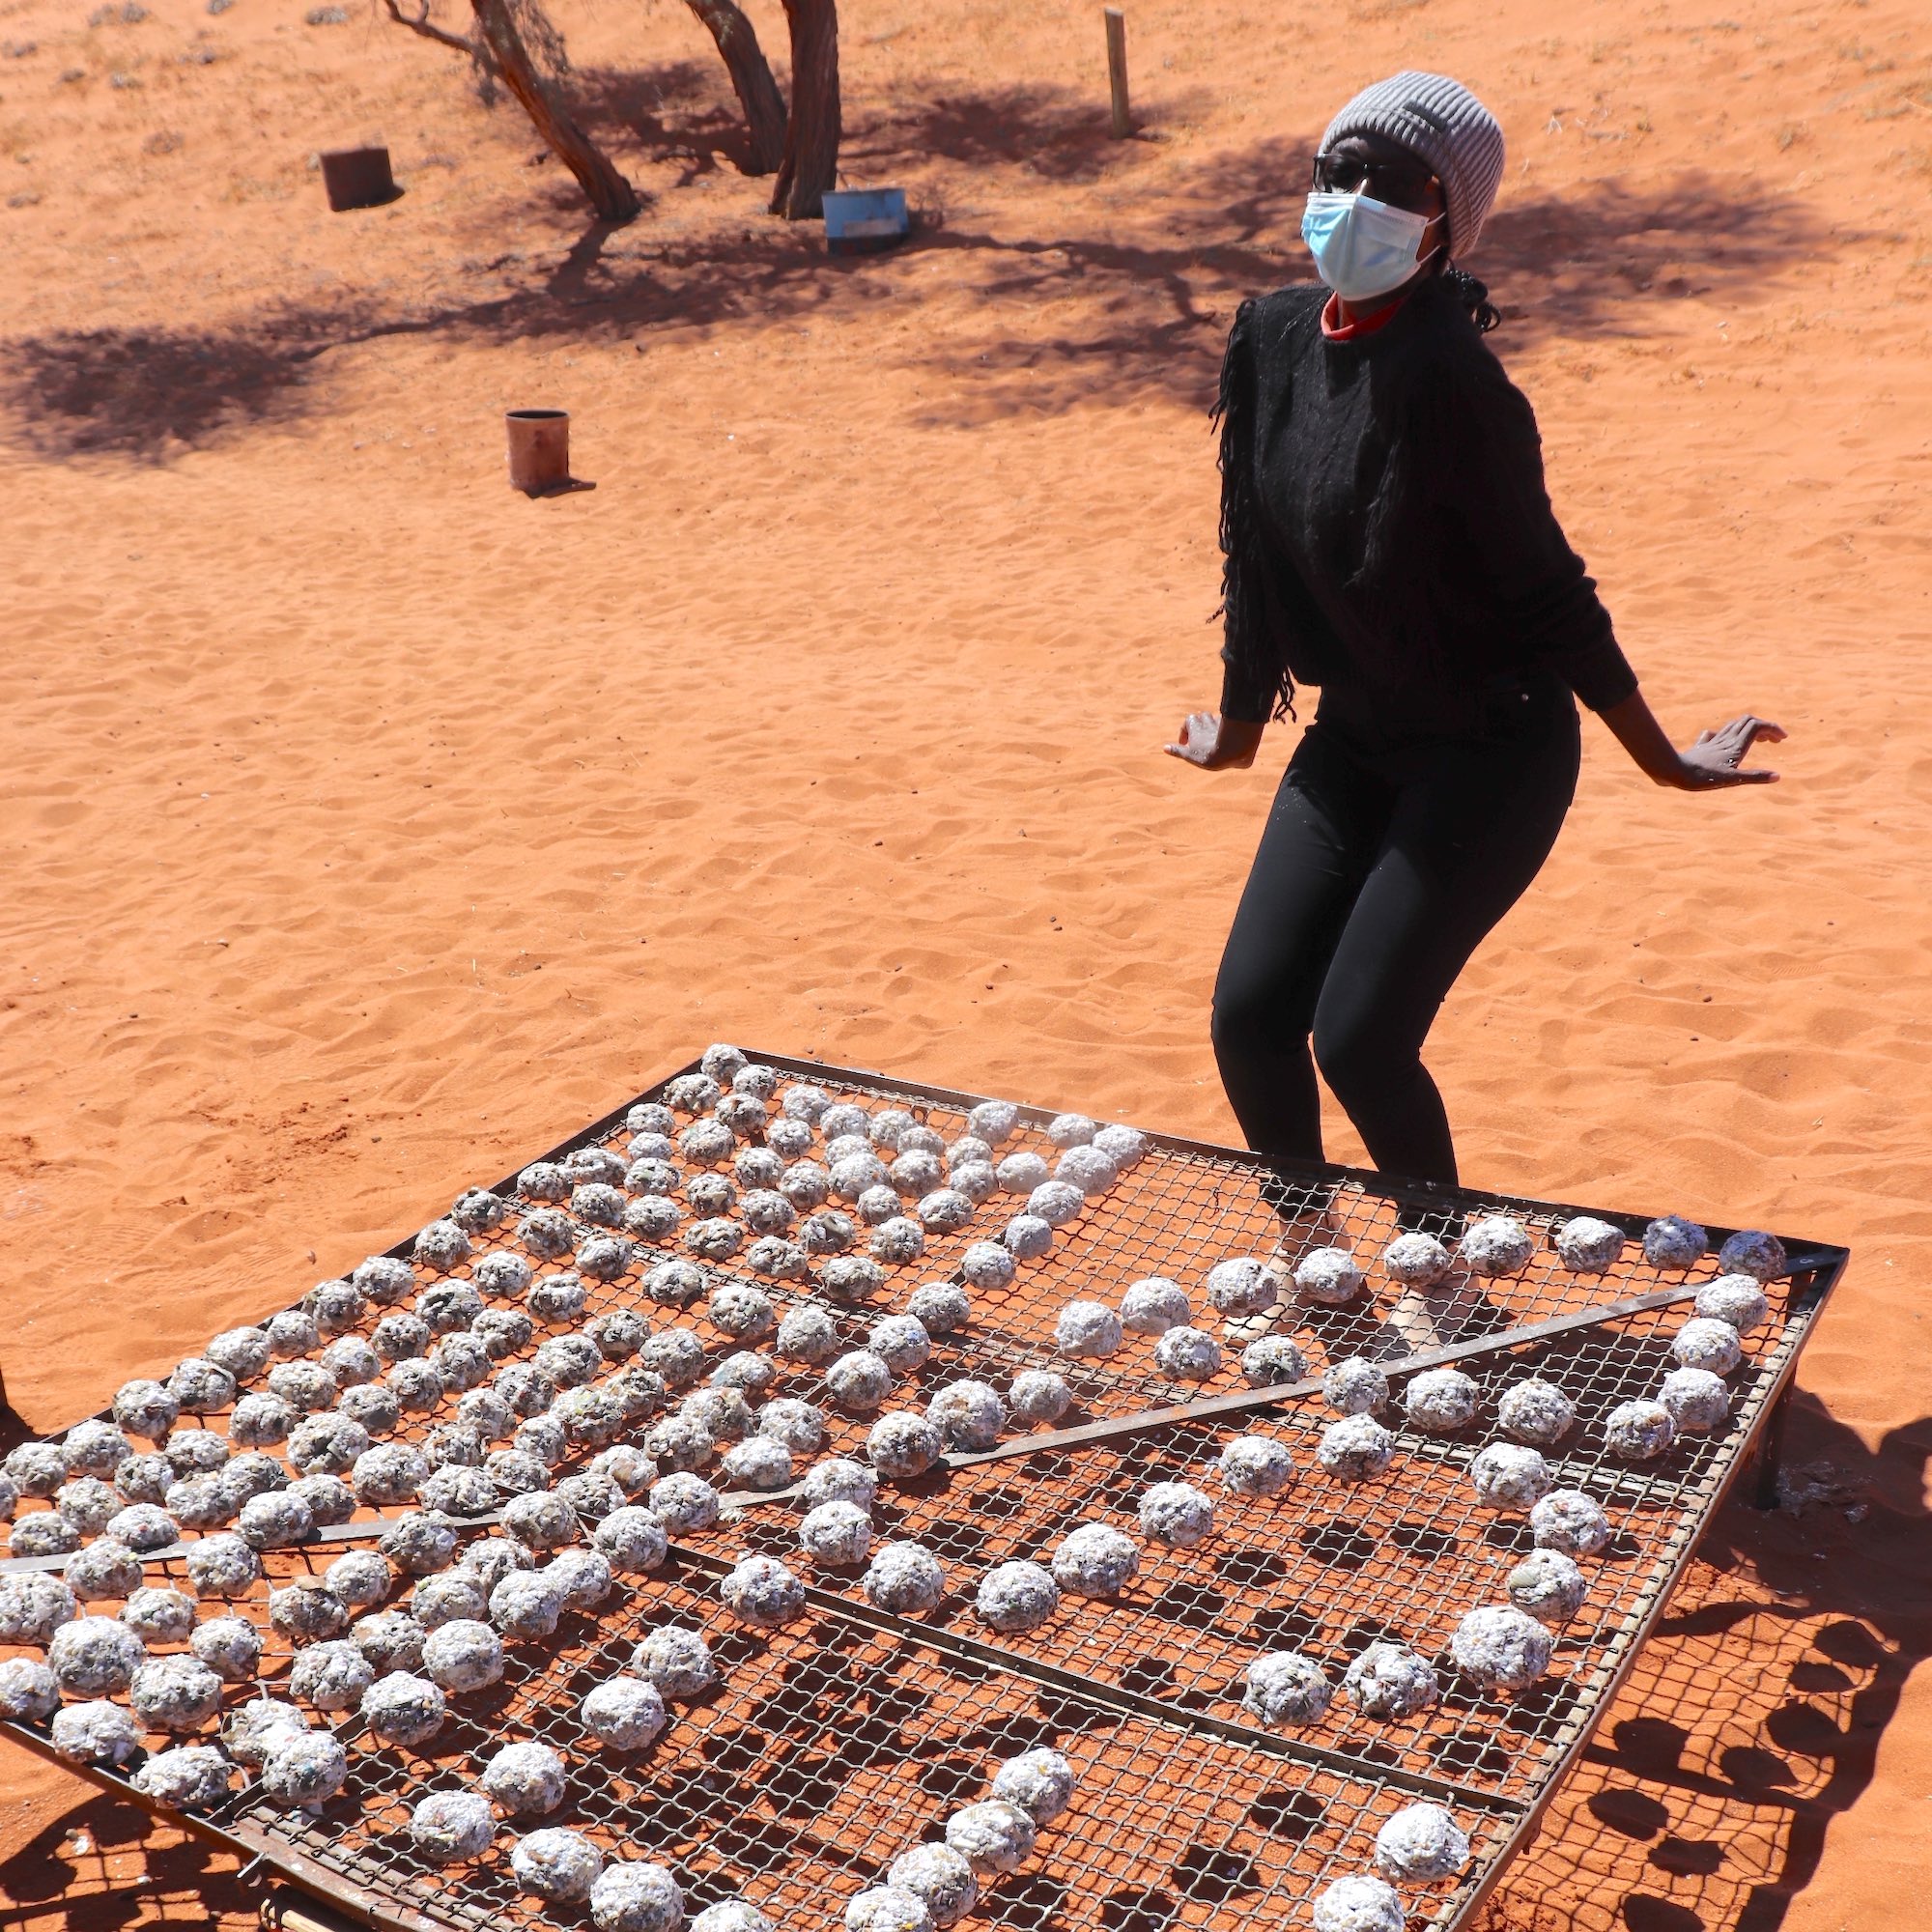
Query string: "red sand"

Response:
xmin=1 ymin=0 xmax=1928 ymax=1921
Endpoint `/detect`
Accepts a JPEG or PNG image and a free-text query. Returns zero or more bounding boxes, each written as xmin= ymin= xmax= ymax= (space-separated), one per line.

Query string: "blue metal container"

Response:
xmin=822 ymin=187 xmax=909 ymax=255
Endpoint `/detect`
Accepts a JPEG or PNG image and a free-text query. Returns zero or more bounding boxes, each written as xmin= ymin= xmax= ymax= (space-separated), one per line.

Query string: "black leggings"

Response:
xmin=1211 ymin=676 xmax=1580 ymax=1189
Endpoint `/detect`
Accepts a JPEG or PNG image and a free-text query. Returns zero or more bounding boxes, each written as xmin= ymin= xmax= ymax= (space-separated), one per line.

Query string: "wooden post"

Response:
xmin=1104 ymin=7 xmax=1130 ymax=139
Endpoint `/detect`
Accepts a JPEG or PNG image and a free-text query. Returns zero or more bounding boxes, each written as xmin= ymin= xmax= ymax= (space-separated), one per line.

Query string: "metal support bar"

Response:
xmin=1751 ymin=1382 xmax=1792 ymax=1510
xmin=664 ymin=1542 xmax=1524 ymax=1816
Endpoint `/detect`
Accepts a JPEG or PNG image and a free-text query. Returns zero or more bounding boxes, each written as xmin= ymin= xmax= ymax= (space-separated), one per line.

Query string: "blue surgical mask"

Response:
xmin=1300 ymin=188 xmax=1436 ymax=302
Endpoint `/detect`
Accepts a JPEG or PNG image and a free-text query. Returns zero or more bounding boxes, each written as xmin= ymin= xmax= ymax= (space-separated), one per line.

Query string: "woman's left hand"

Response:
xmin=1670 ymin=714 xmax=1785 ymax=788
xmin=1600 ymin=692 xmax=1786 ymax=791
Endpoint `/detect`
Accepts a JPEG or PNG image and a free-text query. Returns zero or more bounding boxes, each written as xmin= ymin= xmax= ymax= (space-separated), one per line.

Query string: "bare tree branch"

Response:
xmin=467 ymin=0 xmax=640 ymax=222
xmin=382 ymin=0 xmax=499 ymax=102
xmin=681 ymin=0 xmax=786 ymax=177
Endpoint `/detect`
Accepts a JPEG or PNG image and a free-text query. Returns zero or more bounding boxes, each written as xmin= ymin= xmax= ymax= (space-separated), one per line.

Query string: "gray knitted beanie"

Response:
xmin=1321 ymin=71 xmax=1506 ymax=257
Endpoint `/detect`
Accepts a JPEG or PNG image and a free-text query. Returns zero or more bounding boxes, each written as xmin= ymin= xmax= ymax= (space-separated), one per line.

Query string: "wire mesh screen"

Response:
xmin=219 ymin=1567 xmax=1515 ymax=1932
xmin=0 ymin=1050 xmax=1845 ymax=1932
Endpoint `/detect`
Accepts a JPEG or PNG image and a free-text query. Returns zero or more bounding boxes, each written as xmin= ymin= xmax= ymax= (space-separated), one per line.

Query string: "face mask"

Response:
xmin=1300 ymin=189 xmax=1436 ymax=302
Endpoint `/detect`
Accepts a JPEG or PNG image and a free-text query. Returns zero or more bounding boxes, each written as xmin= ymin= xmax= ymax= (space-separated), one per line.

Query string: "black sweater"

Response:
xmin=1215 ymin=279 xmax=1638 ymax=729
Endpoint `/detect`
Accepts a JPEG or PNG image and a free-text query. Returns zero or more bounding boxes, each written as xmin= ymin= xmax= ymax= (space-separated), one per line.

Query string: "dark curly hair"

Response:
xmin=1442 ymin=262 xmax=1502 ymax=332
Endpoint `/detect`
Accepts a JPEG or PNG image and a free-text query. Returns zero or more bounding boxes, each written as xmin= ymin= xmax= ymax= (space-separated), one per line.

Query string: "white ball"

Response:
xmin=975 ymin=1561 xmax=1060 ymax=1633
xmin=1343 ymin=1643 xmax=1438 ymax=1719
xmin=591 ymin=1861 xmax=686 ymax=1932
xmin=868 ymin=1412 xmax=946 ymax=1479
xmin=512 ymin=1828 xmax=604 ymax=1904
xmin=1241 ymin=1337 xmax=1308 ymax=1387
xmin=1120 ymin=1278 xmax=1190 ymax=1335
xmin=582 ymin=1676 xmax=668 ymax=1751
xmin=1497 ymin=1378 xmax=1575 ymax=1446
xmin=1311 ymin=1876 xmax=1404 ymax=1932
xmin=1055 ymin=1300 xmax=1122 ymax=1359
xmin=1056 ymin=1146 xmax=1118 ymax=1196
xmin=1205 ymin=1257 xmax=1281 ymax=1317
xmin=1672 ymin=1318 xmax=1742 ymax=1375
xmin=1605 ymin=1399 xmax=1676 ymax=1460
xmin=927 ymin=1380 xmax=1007 ymax=1451
xmin=1093 ymin=1123 xmax=1148 ymax=1168
xmin=1374 ymin=1803 xmax=1469 ymax=1882
xmin=1241 ymin=1651 xmax=1331 ymax=1728
xmin=1643 ymin=1215 xmax=1708 ymax=1269
xmin=1507 ymin=1548 xmax=1587 ymax=1626
xmin=996 ymin=1151 xmax=1049 ymax=1195
xmin=845 ymin=1889 xmax=932 ymax=1932
xmin=1659 ymin=1367 xmax=1731 ymax=1433
xmin=1382 ymin=1232 xmax=1450 ymax=1286
xmin=802 ymin=1458 xmax=878 ymax=1511
xmin=721 ymin=1555 xmax=806 ymax=1629
xmin=1717 ymin=1229 xmax=1785 ymax=1282
xmin=1530 ymin=1489 xmax=1611 ymax=1557
xmin=1009 ymin=1371 xmax=1072 ymax=1424
xmin=887 ymin=1845 xmax=980 ymax=1929
xmin=1554 ymin=1216 xmax=1625 ymax=1273
xmin=1459 ymin=1215 xmax=1534 ymax=1278
xmin=1153 ymin=1326 xmax=1223 ymax=1381
xmin=1322 ymin=1358 xmax=1388 ymax=1416
xmin=1217 ymin=1435 xmax=1295 ymax=1497
xmin=1137 ymin=1481 xmax=1215 ymax=1548
xmin=1319 ymin=1415 xmax=1395 ymax=1482
xmin=800 ymin=1500 xmax=873 ymax=1567
xmin=1051 ymin=1523 xmax=1140 ymax=1599
xmin=1293 ymin=1247 xmax=1364 ymax=1306
xmin=1451 ymin=1605 xmax=1553 ymax=1690
xmin=632 ymin=1625 xmax=716 ymax=1698
xmin=1694 ymin=1274 xmax=1770 ymax=1333
xmin=1403 ymin=1369 xmax=1480 ymax=1433
xmin=1468 ymin=1443 xmax=1553 ymax=1512
xmin=991 ymin=1747 xmax=1075 ymax=1825
xmin=826 ymin=1350 xmax=895 ymax=1412
xmin=1003 ymin=1215 xmax=1053 ymax=1261
xmin=959 ymin=1243 xmax=1015 ymax=1292
xmin=945 ymin=1800 xmax=1036 ymax=1875
xmin=869 ymin=1315 xmax=932 ymax=1374
xmin=864 ymin=1541 xmax=946 ymax=1614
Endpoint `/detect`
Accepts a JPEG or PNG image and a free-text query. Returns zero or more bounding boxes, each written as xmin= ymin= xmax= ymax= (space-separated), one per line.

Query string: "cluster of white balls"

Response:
xmin=846 ymin=1747 xmax=1077 ymax=1931
xmin=1307 ymin=1800 xmax=1474 ymax=1932
xmin=1602 ymin=1264 xmax=1770 ymax=1464
xmin=411 ymin=1735 xmax=768 ymax=1932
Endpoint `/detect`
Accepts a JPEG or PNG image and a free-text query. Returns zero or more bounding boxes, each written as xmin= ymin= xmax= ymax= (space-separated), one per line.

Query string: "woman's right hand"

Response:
xmin=1165 ymin=711 xmax=1264 ymax=770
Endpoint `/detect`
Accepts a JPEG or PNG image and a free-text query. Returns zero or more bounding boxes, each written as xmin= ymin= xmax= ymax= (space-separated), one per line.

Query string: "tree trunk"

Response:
xmin=769 ymin=0 xmax=839 ymax=220
xmin=682 ymin=0 xmax=787 ymax=177
xmin=468 ymin=0 xmax=639 ymax=223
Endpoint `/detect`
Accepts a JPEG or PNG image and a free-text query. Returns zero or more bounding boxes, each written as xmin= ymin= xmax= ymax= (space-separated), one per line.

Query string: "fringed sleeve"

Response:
xmin=1212 ymin=300 xmax=1298 ymax=724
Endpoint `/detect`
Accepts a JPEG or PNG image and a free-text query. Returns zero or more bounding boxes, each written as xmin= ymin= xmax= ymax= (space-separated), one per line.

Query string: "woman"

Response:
xmin=1168 ymin=71 xmax=1782 ymax=1198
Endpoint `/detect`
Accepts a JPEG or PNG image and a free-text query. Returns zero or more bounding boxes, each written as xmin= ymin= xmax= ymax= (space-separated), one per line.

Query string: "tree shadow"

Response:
xmin=1476 ymin=1391 xmax=1932 ymax=1932
xmin=6 ymin=319 xmax=342 ymax=462
xmin=0 ymin=77 xmax=1843 ymax=463
xmin=0 ymin=1789 xmax=249 ymax=1925
xmin=1478 ymin=174 xmax=1815 ymax=342
xmin=845 ymin=80 xmax=1130 ymax=185
xmin=572 ymin=58 xmax=759 ymax=185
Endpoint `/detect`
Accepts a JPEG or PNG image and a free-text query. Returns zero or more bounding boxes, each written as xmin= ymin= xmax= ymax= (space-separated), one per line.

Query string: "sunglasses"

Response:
xmin=1311 ymin=151 xmax=1439 ymax=205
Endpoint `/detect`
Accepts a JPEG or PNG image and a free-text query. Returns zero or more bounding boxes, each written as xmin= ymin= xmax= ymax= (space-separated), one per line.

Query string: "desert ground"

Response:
xmin=1 ymin=0 xmax=1929 ymax=1921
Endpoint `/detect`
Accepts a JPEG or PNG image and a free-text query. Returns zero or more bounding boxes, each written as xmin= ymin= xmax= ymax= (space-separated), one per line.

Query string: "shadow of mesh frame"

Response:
xmin=0 ymin=1050 xmax=1846 ymax=1932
